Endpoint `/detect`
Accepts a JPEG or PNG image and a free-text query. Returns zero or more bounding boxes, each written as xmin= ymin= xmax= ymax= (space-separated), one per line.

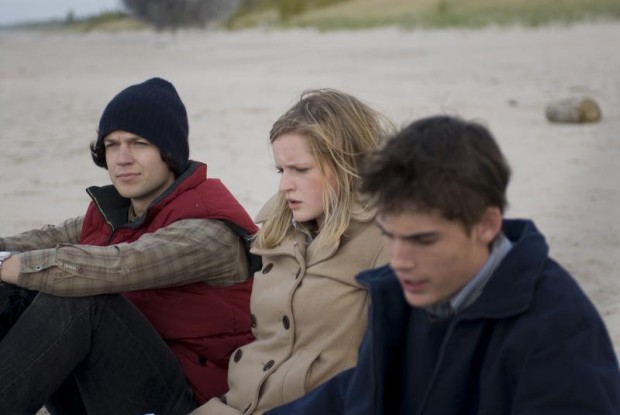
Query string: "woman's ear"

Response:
xmin=475 ymin=206 xmax=503 ymax=245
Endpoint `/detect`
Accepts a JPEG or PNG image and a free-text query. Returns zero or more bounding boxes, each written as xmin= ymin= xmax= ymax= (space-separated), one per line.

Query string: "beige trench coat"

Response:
xmin=191 ymin=198 xmax=388 ymax=415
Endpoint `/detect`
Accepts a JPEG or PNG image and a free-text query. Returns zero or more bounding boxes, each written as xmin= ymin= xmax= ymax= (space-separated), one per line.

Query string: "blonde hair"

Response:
xmin=254 ymin=88 xmax=392 ymax=250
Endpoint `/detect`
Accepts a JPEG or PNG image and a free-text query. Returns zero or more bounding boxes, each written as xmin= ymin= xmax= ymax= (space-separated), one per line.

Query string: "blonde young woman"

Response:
xmin=192 ymin=89 xmax=392 ymax=415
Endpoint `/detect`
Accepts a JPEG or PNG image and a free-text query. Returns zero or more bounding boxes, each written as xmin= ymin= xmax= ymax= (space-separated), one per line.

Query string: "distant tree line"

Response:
xmin=122 ymin=0 xmax=241 ymax=30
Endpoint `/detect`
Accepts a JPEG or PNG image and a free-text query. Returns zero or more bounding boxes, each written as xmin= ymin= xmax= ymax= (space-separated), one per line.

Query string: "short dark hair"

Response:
xmin=90 ymin=138 xmax=183 ymax=177
xmin=361 ymin=115 xmax=511 ymax=229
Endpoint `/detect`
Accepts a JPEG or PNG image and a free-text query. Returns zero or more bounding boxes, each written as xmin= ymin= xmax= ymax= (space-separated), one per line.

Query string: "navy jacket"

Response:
xmin=267 ymin=219 xmax=620 ymax=414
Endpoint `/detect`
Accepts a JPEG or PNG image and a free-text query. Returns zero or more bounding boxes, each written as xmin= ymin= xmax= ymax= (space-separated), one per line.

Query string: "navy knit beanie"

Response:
xmin=97 ymin=77 xmax=189 ymax=174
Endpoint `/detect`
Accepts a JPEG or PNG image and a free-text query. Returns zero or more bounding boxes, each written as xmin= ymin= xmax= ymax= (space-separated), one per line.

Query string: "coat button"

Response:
xmin=198 ymin=355 xmax=207 ymax=366
xmin=262 ymin=263 xmax=273 ymax=274
xmin=251 ymin=313 xmax=257 ymax=328
xmin=294 ymin=268 xmax=301 ymax=278
xmin=234 ymin=349 xmax=243 ymax=363
xmin=282 ymin=315 xmax=290 ymax=330
xmin=263 ymin=360 xmax=275 ymax=371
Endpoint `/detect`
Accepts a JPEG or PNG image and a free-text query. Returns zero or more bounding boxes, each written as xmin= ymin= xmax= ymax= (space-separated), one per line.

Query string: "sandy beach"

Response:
xmin=1 ymin=21 xmax=619 ymax=365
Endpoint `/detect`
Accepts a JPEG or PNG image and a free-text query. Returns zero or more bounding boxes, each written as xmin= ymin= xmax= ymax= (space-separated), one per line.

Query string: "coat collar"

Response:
xmin=463 ymin=219 xmax=549 ymax=319
xmin=253 ymin=193 xmax=377 ymax=267
xmin=86 ymin=161 xmax=206 ymax=230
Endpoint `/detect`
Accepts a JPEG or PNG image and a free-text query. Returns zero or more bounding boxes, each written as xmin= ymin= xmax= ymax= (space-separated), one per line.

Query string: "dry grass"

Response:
xmin=23 ymin=0 xmax=620 ymax=32
xmin=245 ymin=0 xmax=620 ymax=29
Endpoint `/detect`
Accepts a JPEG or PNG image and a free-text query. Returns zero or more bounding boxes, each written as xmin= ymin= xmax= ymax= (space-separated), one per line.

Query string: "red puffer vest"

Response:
xmin=80 ymin=162 xmax=257 ymax=403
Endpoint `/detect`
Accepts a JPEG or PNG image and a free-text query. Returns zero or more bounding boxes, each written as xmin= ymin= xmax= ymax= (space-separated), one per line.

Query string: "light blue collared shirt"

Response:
xmin=426 ymin=233 xmax=513 ymax=319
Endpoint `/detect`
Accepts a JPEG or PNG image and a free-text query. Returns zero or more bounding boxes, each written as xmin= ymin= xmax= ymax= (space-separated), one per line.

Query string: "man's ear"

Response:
xmin=475 ymin=206 xmax=503 ymax=245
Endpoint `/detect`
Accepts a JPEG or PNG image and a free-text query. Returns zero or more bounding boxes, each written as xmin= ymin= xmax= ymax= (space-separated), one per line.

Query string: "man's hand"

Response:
xmin=0 ymin=255 xmax=20 ymax=284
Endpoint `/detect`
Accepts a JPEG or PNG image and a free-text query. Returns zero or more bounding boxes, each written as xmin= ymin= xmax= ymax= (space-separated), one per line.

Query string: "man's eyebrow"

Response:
xmin=375 ymin=222 xmax=438 ymax=240
xmin=103 ymin=135 xmax=144 ymax=144
xmin=401 ymin=231 xmax=439 ymax=241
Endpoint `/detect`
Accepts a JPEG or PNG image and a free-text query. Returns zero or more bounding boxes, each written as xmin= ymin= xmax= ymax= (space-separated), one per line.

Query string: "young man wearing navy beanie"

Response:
xmin=0 ymin=78 xmax=258 ymax=414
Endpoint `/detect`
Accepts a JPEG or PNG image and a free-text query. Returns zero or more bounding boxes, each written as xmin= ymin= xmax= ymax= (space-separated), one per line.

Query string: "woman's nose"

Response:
xmin=279 ymin=172 xmax=293 ymax=192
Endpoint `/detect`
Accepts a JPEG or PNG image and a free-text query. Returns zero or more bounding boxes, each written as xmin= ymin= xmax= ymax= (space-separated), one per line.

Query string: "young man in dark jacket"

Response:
xmin=0 ymin=78 xmax=258 ymax=414
xmin=267 ymin=115 xmax=620 ymax=414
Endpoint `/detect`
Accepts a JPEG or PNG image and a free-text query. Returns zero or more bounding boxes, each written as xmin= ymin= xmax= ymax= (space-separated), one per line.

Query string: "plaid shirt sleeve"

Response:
xmin=0 ymin=216 xmax=83 ymax=251
xmin=15 ymin=219 xmax=249 ymax=296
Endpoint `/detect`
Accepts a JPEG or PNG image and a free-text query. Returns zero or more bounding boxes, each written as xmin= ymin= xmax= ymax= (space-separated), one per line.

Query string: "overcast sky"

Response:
xmin=0 ymin=0 xmax=123 ymax=25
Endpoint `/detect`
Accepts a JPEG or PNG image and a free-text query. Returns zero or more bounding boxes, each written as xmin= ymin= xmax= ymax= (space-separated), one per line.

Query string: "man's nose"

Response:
xmin=389 ymin=239 xmax=415 ymax=271
xmin=116 ymin=144 xmax=134 ymax=164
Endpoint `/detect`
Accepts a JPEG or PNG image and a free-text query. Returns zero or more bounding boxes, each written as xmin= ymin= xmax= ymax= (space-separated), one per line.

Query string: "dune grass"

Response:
xmin=11 ymin=0 xmax=620 ymax=32
xmin=229 ymin=0 xmax=620 ymax=30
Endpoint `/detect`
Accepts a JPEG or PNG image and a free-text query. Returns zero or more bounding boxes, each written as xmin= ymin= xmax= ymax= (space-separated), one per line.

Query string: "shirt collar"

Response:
xmin=426 ymin=232 xmax=513 ymax=319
